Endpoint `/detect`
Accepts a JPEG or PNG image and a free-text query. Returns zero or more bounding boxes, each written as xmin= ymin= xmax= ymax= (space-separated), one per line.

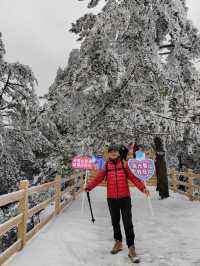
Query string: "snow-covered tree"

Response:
xmin=0 ymin=33 xmax=60 ymax=194
xmin=51 ymin=0 xmax=199 ymax=160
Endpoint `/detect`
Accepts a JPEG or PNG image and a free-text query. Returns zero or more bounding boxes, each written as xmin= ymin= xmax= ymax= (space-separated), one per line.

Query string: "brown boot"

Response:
xmin=110 ymin=240 xmax=123 ymax=254
xmin=128 ymin=245 xmax=140 ymax=263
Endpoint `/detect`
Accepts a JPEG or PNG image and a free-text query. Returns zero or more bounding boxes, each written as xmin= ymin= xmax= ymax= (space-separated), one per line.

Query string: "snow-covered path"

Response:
xmin=6 ymin=187 xmax=200 ymax=266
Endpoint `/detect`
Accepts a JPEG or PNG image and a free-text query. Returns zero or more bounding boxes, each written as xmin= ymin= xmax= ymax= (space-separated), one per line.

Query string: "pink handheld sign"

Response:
xmin=72 ymin=156 xmax=97 ymax=170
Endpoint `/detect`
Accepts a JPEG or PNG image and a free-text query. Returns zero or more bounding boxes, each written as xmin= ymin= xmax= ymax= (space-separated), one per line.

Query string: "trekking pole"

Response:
xmin=81 ymin=170 xmax=88 ymax=215
xmin=86 ymin=192 xmax=95 ymax=223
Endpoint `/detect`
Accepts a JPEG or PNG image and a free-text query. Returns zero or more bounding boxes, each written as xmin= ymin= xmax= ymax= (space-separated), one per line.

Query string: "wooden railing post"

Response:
xmin=171 ymin=167 xmax=177 ymax=192
xmin=55 ymin=175 xmax=61 ymax=215
xmin=72 ymin=174 xmax=76 ymax=200
xmin=18 ymin=180 xmax=29 ymax=250
xmin=187 ymin=169 xmax=193 ymax=201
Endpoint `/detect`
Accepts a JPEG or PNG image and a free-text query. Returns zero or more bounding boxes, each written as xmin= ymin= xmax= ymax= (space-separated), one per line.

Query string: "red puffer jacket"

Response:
xmin=86 ymin=158 xmax=145 ymax=199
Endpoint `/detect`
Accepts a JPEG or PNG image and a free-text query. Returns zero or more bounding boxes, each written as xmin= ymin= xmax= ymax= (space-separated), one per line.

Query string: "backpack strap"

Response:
xmin=104 ymin=160 xmax=109 ymax=181
xmin=121 ymin=159 xmax=128 ymax=179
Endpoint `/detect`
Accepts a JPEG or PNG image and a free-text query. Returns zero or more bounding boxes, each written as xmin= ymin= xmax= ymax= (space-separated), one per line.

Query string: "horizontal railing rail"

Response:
xmin=87 ymin=171 xmax=157 ymax=187
xmin=0 ymin=171 xmax=84 ymax=265
xmin=169 ymin=168 xmax=200 ymax=201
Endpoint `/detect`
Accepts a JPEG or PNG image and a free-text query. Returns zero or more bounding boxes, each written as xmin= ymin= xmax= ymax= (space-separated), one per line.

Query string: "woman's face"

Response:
xmin=108 ymin=150 xmax=120 ymax=160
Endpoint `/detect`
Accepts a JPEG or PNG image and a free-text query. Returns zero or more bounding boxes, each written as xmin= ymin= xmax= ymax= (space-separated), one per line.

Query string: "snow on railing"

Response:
xmin=1 ymin=168 xmax=198 ymax=264
xmin=169 ymin=168 xmax=200 ymax=201
xmin=0 ymin=172 xmax=84 ymax=265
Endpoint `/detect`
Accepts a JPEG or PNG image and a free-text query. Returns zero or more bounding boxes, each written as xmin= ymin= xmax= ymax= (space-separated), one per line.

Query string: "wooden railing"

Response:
xmin=97 ymin=177 xmax=157 ymax=187
xmin=169 ymin=168 xmax=200 ymax=201
xmin=1 ymin=167 xmax=199 ymax=264
xmin=88 ymin=167 xmax=200 ymax=201
xmin=87 ymin=170 xmax=157 ymax=187
xmin=0 ymin=172 xmax=84 ymax=265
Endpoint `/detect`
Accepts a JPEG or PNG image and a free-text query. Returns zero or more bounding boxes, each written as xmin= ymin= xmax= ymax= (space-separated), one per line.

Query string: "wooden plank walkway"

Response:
xmin=6 ymin=187 xmax=200 ymax=266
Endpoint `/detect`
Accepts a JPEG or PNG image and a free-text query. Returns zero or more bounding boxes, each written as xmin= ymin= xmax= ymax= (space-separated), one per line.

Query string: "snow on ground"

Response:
xmin=6 ymin=187 xmax=200 ymax=266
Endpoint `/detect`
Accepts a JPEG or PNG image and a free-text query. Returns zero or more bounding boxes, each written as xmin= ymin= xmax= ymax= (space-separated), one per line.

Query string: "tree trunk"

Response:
xmin=154 ymin=137 xmax=169 ymax=199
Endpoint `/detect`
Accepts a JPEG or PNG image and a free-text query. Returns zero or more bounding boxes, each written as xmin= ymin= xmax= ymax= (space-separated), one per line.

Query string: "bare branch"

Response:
xmin=8 ymin=82 xmax=24 ymax=88
xmin=7 ymin=84 xmax=27 ymax=99
xmin=135 ymin=128 xmax=171 ymax=136
xmin=134 ymin=104 xmax=200 ymax=125
xmin=159 ymin=43 xmax=174 ymax=49
xmin=0 ymin=71 xmax=11 ymax=99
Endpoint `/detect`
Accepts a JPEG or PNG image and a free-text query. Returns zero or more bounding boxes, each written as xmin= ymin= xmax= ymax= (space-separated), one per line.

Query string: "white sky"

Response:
xmin=0 ymin=0 xmax=199 ymax=96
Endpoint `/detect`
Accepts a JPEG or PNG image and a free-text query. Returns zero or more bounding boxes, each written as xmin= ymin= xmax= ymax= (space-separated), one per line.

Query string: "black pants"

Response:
xmin=107 ymin=197 xmax=135 ymax=247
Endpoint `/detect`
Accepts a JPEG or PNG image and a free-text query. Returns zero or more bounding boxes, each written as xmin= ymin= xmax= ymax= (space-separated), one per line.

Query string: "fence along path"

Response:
xmin=0 ymin=172 xmax=84 ymax=265
xmin=169 ymin=168 xmax=200 ymax=201
xmin=88 ymin=170 xmax=157 ymax=187
xmin=0 ymin=167 xmax=200 ymax=265
xmin=89 ymin=168 xmax=200 ymax=200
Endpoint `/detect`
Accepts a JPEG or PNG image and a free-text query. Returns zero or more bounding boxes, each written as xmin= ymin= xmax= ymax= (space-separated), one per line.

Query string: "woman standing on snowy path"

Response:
xmin=85 ymin=144 xmax=150 ymax=263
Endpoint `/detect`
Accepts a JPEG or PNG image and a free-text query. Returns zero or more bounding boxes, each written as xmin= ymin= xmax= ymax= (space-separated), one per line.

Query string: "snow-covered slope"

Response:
xmin=6 ymin=187 xmax=200 ymax=266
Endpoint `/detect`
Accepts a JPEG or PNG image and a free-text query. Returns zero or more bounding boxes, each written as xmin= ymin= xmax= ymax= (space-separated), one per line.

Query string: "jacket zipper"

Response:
xmin=115 ymin=164 xmax=119 ymax=199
